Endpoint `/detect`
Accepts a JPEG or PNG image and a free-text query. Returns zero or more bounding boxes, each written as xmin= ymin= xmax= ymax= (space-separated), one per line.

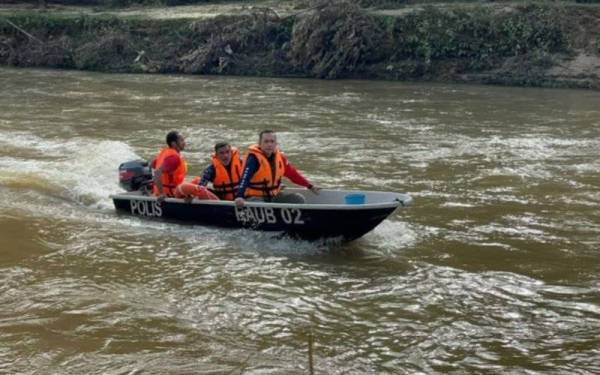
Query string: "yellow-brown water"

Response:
xmin=1 ymin=68 xmax=599 ymax=373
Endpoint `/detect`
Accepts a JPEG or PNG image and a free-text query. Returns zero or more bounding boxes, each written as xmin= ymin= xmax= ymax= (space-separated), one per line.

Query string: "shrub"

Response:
xmin=289 ymin=2 xmax=386 ymax=78
xmin=388 ymin=4 xmax=568 ymax=71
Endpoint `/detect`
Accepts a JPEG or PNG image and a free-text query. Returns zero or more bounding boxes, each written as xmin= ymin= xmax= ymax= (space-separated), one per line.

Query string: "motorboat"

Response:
xmin=111 ymin=160 xmax=412 ymax=241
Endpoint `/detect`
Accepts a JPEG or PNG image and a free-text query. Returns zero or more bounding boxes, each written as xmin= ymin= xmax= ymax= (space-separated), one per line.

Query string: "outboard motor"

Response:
xmin=118 ymin=160 xmax=153 ymax=193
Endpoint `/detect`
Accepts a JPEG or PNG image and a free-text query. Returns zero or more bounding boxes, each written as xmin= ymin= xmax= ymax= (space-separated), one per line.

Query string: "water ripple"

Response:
xmin=2 ymin=68 xmax=600 ymax=373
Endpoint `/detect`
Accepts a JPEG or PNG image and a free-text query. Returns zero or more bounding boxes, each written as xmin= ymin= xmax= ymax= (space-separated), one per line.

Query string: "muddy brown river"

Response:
xmin=1 ymin=67 xmax=599 ymax=374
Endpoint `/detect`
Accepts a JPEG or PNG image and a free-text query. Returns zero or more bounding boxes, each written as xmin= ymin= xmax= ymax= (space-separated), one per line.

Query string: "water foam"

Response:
xmin=0 ymin=130 xmax=139 ymax=209
xmin=362 ymin=220 xmax=420 ymax=253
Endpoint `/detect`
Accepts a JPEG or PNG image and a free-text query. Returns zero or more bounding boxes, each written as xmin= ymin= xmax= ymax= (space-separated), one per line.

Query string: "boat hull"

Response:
xmin=111 ymin=189 xmax=411 ymax=241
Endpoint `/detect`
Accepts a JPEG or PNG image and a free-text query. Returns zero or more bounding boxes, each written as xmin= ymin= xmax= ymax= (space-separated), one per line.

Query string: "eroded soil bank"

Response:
xmin=1 ymin=1 xmax=599 ymax=89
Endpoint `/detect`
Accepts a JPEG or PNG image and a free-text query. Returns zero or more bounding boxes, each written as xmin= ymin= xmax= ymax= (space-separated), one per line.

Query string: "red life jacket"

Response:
xmin=152 ymin=147 xmax=187 ymax=197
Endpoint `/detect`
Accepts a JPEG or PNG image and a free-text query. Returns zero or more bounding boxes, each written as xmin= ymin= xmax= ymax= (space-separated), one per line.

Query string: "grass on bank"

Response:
xmin=0 ymin=1 xmax=597 ymax=88
xmin=4 ymin=0 xmax=600 ymax=10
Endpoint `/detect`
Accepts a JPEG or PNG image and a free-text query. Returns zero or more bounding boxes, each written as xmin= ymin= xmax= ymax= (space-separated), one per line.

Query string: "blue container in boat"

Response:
xmin=345 ymin=193 xmax=365 ymax=205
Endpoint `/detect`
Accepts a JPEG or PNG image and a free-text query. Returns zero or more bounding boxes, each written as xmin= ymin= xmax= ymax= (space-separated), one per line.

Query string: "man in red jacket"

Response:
xmin=234 ymin=130 xmax=320 ymax=208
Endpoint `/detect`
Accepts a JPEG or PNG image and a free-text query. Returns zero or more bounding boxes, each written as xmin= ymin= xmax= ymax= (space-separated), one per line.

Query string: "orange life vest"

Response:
xmin=152 ymin=147 xmax=187 ymax=197
xmin=242 ymin=144 xmax=285 ymax=199
xmin=211 ymin=146 xmax=242 ymax=201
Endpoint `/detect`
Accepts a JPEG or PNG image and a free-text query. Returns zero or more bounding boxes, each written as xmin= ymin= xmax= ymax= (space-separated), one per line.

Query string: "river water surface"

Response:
xmin=1 ymin=68 xmax=599 ymax=374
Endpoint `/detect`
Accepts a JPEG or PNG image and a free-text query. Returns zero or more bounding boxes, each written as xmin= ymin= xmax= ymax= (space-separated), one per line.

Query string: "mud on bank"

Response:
xmin=1 ymin=2 xmax=599 ymax=88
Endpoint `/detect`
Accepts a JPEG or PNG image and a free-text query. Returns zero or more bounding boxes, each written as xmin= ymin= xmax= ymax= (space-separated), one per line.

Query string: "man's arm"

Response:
xmin=153 ymin=166 xmax=165 ymax=199
xmin=282 ymin=155 xmax=311 ymax=188
xmin=199 ymin=165 xmax=215 ymax=186
xmin=282 ymin=155 xmax=320 ymax=194
xmin=153 ymin=155 xmax=180 ymax=200
xmin=234 ymin=154 xmax=259 ymax=207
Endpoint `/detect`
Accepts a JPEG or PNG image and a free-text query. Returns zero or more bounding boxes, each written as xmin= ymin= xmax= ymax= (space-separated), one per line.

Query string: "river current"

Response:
xmin=0 ymin=68 xmax=599 ymax=374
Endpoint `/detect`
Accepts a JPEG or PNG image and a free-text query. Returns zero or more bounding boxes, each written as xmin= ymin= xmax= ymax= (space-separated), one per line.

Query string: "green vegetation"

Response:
xmin=292 ymin=3 xmax=572 ymax=80
xmin=387 ymin=5 xmax=568 ymax=71
xmin=3 ymin=0 xmax=259 ymax=6
xmin=289 ymin=2 xmax=384 ymax=79
xmin=0 ymin=1 xmax=599 ymax=88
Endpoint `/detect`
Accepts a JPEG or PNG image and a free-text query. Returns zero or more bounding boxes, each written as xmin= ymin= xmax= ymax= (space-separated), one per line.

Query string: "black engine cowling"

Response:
xmin=118 ymin=160 xmax=153 ymax=192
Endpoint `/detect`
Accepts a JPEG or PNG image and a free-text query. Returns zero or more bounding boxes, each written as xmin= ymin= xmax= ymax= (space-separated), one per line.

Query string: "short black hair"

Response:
xmin=214 ymin=142 xmax=230 ymax=153
xmin=166 ymin=131 xmax=180 ymax=147
xmin=259 ymin=130 xmax=275 ymax=143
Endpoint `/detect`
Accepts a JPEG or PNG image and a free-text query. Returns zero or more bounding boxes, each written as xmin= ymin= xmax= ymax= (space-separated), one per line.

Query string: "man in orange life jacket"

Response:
xmin=153 ymin=131 xmax=218 ymax=202
xmin=198 ymin=141 xmax=242 ymax=201
xmin=234 ymin=130 xmax=320 ymax=208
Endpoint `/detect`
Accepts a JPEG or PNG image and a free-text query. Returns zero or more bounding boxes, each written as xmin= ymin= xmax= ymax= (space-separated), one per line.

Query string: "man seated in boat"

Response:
xmin=195 ymin=141 xmax=242 ymax=201
xmin=234 ymin=130 xmax=320 ymax=208
xmin=152 ymin=131 xmax=218 ymax=202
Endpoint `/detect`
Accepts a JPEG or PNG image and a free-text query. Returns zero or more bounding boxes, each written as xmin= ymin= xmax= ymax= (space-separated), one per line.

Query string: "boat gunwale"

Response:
xmin=110 ymin=192 xmax=413 ymax=211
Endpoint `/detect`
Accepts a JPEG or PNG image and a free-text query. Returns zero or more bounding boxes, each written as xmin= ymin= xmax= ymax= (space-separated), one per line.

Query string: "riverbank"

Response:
xmin=1 ymin=1 xmax=599 ymax=89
